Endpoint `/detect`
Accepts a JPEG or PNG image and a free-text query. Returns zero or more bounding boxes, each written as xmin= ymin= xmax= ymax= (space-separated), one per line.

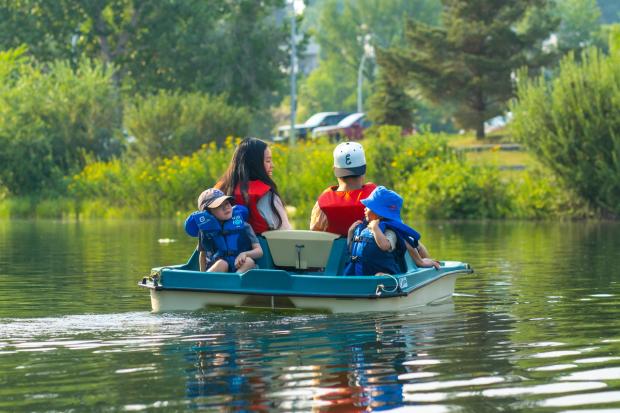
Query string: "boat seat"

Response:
xmin=262 ymin=230 xmax=340 ymax=271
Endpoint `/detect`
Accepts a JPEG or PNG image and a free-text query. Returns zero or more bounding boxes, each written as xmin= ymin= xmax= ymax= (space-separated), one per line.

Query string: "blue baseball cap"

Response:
xmin=361 ymin=186 xmax=403 ymax=222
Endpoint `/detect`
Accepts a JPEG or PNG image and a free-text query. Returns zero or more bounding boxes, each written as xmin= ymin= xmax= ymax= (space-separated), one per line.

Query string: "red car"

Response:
xmin=311 ymin=113 xmax=371 ymax=140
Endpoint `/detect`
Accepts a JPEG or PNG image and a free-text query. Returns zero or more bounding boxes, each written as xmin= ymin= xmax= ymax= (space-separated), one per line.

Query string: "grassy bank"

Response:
xmin=0 ymin=127 xmax=593 ymax=221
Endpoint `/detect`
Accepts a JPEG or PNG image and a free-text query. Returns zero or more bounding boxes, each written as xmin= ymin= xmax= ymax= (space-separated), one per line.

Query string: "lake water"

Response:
xmin=1 ymin=219 xmax=620 ymax=412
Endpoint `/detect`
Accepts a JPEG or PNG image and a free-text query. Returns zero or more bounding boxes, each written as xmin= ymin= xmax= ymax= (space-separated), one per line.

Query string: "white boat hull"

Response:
xmin=149 ymin=272 xmax=458 ymax=313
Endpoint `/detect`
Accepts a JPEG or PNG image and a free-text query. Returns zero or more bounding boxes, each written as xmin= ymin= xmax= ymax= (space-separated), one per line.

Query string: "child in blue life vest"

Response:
xmin=184 ymin=188 xmax=263 ymax=273
xmin=344 ymin=186 xmax=440 ymax=276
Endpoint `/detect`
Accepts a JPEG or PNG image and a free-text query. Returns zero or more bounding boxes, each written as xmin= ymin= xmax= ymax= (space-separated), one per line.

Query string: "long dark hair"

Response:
xmin=216 ymin=138 xmax=283 ymax=228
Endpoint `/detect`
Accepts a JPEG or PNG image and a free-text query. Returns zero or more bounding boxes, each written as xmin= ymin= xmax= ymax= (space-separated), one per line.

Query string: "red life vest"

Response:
xmin=234 ymin=180 xmax=271 ymax=235
xmin=317 ymin=183 xmax=377 ymax=236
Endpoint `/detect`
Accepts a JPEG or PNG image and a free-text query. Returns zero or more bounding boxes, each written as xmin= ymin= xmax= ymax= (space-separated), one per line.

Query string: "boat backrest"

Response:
xmin=262 ymin=230 xmax=340 ymax=270
xmin=323 ymin=238 xmax=349 ymax=275
xmin=180 ymin=249 xmax=200 ymax=271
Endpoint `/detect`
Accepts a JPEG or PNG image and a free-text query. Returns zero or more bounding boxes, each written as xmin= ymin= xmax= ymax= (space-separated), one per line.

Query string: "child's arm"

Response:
xmin=234 ymin=243 xmax=263 ymax=268
xmin=347 ymin=220 xmax=362 ymax=245
xmin=199 ymin=251 xmax=207 ymax=272
xmin=405 ymin=240 xmax=440 ymax=269
xmin=416 ymin=242 xmax=431 ymax=258
xmin=367 ymin=220 xmax=392 ymax=251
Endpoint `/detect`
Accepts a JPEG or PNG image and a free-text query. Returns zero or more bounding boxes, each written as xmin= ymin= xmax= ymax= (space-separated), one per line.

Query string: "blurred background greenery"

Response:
xmin=0 ymin=0 xmax=619 ymax=220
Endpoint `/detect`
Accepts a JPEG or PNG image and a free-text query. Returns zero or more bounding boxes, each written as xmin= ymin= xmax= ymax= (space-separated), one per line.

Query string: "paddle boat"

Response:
xmin=139 ymin=230 xmax=473 ymax=313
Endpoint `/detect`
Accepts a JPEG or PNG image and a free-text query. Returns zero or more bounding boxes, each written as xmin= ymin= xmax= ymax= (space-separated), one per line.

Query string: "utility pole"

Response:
xmin=357 ymin=33 xmax=373 ymax=114
xmin=289 ymin=0 xmax=297 ymax=146
xmin=357 ymin=52 xmax=367 ymax=113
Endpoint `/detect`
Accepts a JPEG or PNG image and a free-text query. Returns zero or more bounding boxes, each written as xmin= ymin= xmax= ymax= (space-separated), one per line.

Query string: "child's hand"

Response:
xmin=235 ymin=252 xmax=247 ymax=269
xmin=367 ymin=219 xmax=380 ymax=231
xmin=348 ymin=220 xmax=362 ymax=234
xmin=421 ymin=258 xmax=441 ymax=270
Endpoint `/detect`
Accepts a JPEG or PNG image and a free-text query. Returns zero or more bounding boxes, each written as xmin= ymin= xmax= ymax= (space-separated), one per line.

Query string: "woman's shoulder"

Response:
xmin=247 ymin=180 xmax=271 ymax=194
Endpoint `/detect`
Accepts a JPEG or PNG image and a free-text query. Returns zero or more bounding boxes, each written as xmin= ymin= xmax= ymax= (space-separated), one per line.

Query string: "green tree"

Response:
xmin=0 ymin=51 xmax=122 ymax=195
xmin=610 ymin=24 xmax=620 ymax=54
xmin=554 ymin=0 xmax=603 ymax=54
xmin=366 ymin=68 xmax=415 ymax=128
xmin=298 ymin=57 xmax=360 ymax=118
xmin=0 ymin=0 xmax=290 ymax=109
xmin=296 ymin=0 xmax=441 ymax=120
xmin=511 ymin=46 xmax=620 ymax=217
xmin=382 ymin=0 xmax=557 ymax=138
xmin=125 ymin=91 xmax=251 ymax=158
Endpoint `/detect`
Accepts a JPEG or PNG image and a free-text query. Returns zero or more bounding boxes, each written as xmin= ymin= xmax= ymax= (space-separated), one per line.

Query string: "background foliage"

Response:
xmin=0 ymin=0 xmax=289 ymax=136
xmin=511 ymin=45 xmax=620 ymax=217
xmin=60 ymin=127 xmax=581 ymax=222
xmin=378 ymin=0 xmax=558 ymax=138
xmin=0 ymin=50 xmax=122 ymax=195
xmin=125 ymin=91 xmax=251 ymax=158
xmin=0 ymin=1 xmax=617 ymax=221
xmin=296 ymin=0 xmax=445 ymax=126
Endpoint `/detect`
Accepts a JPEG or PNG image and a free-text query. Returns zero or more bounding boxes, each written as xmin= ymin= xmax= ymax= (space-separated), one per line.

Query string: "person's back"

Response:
xmin=310 ymin=142 xmax=375 ymax=236
xmin=315 ymin=179 xmax=376 ymax=236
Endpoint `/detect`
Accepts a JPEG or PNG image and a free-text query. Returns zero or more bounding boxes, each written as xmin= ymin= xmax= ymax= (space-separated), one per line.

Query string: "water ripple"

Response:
xmin=2 ymin=220 xmax=620 ymax=411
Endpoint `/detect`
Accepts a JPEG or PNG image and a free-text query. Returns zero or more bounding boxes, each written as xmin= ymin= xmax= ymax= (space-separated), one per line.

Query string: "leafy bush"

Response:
xmin=511 ymin=47 xmax=620 ymax=216
xmin=363 ymin=126 xmax=457 ymax=187
xmin=271 ymin=139 xmax=335 ymax=223
xmin=507 ymin=167 xmax=592 ymax=219
xmin=62 ymin=126 xmax=585 ymax=220
xmin=69 ymin=138 xmax=335 ymax=219
xmin=397 ymin=160 xmax=512 ymax=219
xmin=0 ymin=50 xmax=122 ymax=195
xmin=69 ymin=141 xmax=234 ymax=217
xmin=125 ymin=91 xmax=251 ymax=158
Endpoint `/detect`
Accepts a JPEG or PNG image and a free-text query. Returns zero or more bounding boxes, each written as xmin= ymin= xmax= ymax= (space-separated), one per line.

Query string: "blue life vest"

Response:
xmin=344 ymin=220 xmax=421 ymax=276
xmin=184 ymin=205 xmax=251 ymax=271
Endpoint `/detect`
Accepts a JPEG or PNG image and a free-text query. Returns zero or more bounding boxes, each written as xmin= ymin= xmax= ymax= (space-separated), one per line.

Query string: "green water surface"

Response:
xmin=1 ymin=219 xmax=619 ymax=412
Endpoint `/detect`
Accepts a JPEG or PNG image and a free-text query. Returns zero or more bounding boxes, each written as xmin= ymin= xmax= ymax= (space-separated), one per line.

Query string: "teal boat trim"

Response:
xmin=140 ymin=267 xmax=471 ymax=299
xmin=139 ymin=230 xmax=473 ymax=312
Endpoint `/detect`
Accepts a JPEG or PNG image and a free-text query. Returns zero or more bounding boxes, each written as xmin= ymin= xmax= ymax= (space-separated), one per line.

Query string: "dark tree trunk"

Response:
xmin=476 ymin=120 xmax=485 ymax=139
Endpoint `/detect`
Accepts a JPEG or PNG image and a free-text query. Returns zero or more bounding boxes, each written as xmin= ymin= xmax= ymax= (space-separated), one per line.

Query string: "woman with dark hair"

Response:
xmin=216 ymin=138 xmax=291 ymax=234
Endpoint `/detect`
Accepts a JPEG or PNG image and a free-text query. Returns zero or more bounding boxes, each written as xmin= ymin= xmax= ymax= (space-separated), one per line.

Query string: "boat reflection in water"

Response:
xmin=184 ymin=302 xmax=456 ymax=411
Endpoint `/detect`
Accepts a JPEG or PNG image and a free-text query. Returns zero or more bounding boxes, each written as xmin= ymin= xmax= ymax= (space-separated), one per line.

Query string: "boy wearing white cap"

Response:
xmin=309 ymin=142 xmax=377 ymax=236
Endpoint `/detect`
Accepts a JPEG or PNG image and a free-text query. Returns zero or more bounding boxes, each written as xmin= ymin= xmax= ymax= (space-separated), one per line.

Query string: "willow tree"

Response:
xmin=382 ymin=0 xmax=557 ymax=138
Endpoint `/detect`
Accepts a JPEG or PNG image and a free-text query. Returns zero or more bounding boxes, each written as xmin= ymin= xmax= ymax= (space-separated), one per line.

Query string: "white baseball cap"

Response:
xmin=333 ymin=141 xmax=366 ymax=178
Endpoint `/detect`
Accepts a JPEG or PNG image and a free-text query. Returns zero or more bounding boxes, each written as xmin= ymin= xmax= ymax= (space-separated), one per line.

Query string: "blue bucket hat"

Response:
xmin=361 ymin=186 xmax=403 ymax=222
